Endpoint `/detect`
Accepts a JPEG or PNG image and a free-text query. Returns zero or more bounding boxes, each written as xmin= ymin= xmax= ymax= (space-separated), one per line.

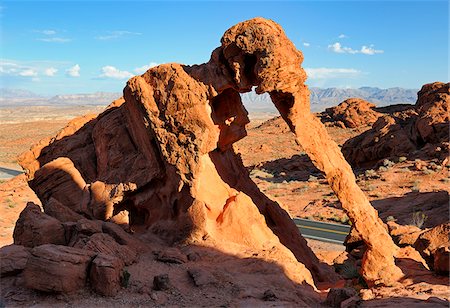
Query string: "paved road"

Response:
xmin=293 ymin=218 xmax=351 ymax=244
xmin=0 ymin=167 xmax=23 ymax=180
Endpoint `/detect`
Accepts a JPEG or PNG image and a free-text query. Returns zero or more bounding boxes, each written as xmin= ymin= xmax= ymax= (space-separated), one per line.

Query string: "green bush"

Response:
xmin=121 ymin=269 xmax=131 ymax=288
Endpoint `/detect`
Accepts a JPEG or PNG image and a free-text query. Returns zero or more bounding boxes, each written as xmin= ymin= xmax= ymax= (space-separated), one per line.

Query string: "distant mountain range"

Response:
xmin=0 ymin=89 xmax=122 ymax=107
xmin=241 ymin=86 xmax=418 ymax=112
xmin=1 ymin=86 xmax=418 ymax=112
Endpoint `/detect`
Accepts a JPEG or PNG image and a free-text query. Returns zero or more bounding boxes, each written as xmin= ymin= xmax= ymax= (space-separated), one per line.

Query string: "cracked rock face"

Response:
xmin=18 ymin=17 xmax=404 ymax=287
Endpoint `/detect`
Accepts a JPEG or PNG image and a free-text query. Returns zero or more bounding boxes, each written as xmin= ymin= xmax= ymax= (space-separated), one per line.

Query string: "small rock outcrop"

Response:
xmin=13 ymin=202 xmax=66 ymax=248
xmin=0 ymin=245 xmax=30 ymax=277
xmin=15 ymin=17 xmax=406 ymax=293
xmin=321 ymin=98 xmax=382 ymax=128
xmin=414 ymin=223 xmax=450 ymax=271
xmin=24 ymin=244 xmax=95 ymax=293
xmin=89 ymin=254 xmax=125 ymax=296
xmin=342 ymin=82 xmax=449 ymax=166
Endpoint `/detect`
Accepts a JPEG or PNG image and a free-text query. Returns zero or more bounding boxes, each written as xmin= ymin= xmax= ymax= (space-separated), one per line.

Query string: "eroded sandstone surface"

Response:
xmin=342 ymin=82 xmax=449 ymax=166
xmin=8 ymin=18 xmax=426 ymax=301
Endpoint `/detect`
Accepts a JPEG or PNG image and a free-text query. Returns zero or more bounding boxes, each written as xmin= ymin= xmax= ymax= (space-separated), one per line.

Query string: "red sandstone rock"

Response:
xmin=342 ymin=82 xmax=449 ymax=166
xmin=387 ymin=221 xmax=424 ymax=247
xmin=0 ymin=245 xmax=30 ymax=277
xmin=24 ymin=244 xmax=95 ymax=293
xmin=324 ymin=98 xmax=381 ymax=128
xmin=89 ymin=253 xmax=124 ymax=296
xmin=16 ymin=17 xmax=404 ymax=288
xmin=414 ymin=223 xmax=450 ymax=269
xmin=13 ymin=202 xmax=66 ymax=247
xmin=43 ymin=197 xmax=84 ymax=223
xmin=433 ymin=246 xmax=449 ymax=275
xmin=342 ymin=115 xmax=416 ymax=166
xmin=29 ymin=157 xmax=89 ymax=215
xmin=415 ymin=82 xmax=449 ymax=144
xmin=74 ymin=233 xmax=136 ymax=265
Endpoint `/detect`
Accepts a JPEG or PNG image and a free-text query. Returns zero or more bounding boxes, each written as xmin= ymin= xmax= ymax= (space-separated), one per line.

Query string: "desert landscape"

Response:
xmin=0 ymin=10 xmax=449 ymax=308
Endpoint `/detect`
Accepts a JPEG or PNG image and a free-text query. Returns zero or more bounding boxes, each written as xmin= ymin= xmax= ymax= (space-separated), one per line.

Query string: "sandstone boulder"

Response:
xmin=29 ymin=157 xmax=89 ymax=215
xmin=0 ymin=245 xmax=30 ymax=277
xmin=414 ymin=223 xmax=450 ymax=269
xmin=342 ymin=82 xmax=449 ymax=166
xmin=13 ymin=202 xmax=66 ymax=248
xmin=342 ymin=115 xmax=416 ymax=166
xmin=415 ymin=82 xmax=449 ymax=144
xmin=89 ymin=253 xmax=124 ymax=296
xmin=323 ymin=98 xmax=381 ymax=128
xmin=43 ymin=197 xmax=84 ymax=223
xmin=433 ymin=246 xmax=449 ymax=275
xmin=74 ymin=233 xmax=136 ymax=265
xmin=387 ymin=221 xmax=423 ymax=247
xmin=24 ymin=244 xmax=95 ymax=293
xmin=325 ymin=288 xmax=358 ymax=307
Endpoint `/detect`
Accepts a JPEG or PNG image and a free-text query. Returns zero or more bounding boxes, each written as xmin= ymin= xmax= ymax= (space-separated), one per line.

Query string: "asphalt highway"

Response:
xmin=293 ymin=218 xmax=351 ymax=244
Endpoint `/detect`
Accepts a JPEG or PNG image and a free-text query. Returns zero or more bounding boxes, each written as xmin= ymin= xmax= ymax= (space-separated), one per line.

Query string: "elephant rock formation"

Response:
xmin=18 ymin=18 xmax=405 ymax=288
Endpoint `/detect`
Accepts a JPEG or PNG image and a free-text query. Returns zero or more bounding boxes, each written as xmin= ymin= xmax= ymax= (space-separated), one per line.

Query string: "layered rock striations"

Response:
xmin=16 ymin=17 xmax=408 ymax=292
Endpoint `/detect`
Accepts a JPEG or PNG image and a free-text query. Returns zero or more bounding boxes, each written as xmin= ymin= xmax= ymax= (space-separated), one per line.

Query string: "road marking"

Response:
xmin=295 ymin=224 xmax=349 ymax=235
xmin=299 ymin=234 xmax=343 ymax=244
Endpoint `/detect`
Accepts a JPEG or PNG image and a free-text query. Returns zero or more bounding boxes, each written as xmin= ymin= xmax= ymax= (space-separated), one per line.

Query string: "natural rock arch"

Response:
xmin=19 ymin=17 xmax=406 ymax=287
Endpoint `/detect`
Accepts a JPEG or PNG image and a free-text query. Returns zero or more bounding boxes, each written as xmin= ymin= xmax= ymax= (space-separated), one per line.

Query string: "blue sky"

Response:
xmin=0 ymin=0 xmax=448 ymax=95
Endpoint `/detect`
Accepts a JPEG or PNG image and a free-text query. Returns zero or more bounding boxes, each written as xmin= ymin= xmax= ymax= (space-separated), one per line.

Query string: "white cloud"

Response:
xmin=34 ymin=29 xmax=71 ymax=43
xmin=338 ymin=34 xmax=347 ymax=39
xmin=37 ymin=37 xmax=71 ymax=43
xmin=360 ymin=45 xmax=384 ymax=55
xmin=66 ymin=64 xmax=80 ymax=77
xmin=0 ymin=59 xmax=70 ymax=79
xmin=328 ymin=42 xmax=384 ymax=55
xmin=305 ymin=67 xmax=362 ymax=79
xmin=303 ymin=42 xmax=310 ymax=47
xmin=99 ymin=66 xmax=133 ymax=79
xmin=18 ymin=69 xmax=38 ymax=77
xmin=96 ymin=31 xmax=142 ymax=40
xmin=0 ymin=61 xmax=19 ymax=75
xmin=133 ymin=62 xmax=158 ymax=74
xmin=328 ymin=42 xmax=358 ymax=54
xmin=35 ymin=29 xmax=56 ymax=35
xmin=44 ymin=67 xmax=58 ymax=76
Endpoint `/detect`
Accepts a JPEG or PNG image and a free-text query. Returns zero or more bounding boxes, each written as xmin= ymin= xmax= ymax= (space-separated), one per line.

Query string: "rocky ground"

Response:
xmin=0 ymin=98 xmax=448 ymax=306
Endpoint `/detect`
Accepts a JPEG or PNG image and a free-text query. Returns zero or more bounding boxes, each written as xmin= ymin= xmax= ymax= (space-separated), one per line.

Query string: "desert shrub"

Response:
xmin=383 ymin=159 xmax=395 ymax=168
xmin=292 ymin=185 xmax=309 ymax=193
xmin=313 ymin=213 xmax=324 ymax=220
xmin=365 ymin=184 xmax=376 ymax=192
xmin=121 ymin=269 xmax=131 ymax=288
xmin=411 ymin=180 xmax=421 ymax=192
xmin=364 ymin=169 xmax=378 ymax=178
xmin=410 ymin=212 xmax=427 ymax=229
xmin=428 ymin=162 xmax=442 ymax=171
xmin=340 ymin=214 xmax=350 ymax=225
xmin=386 ymin=216 xmax=396 ymax=222
xmin=250 ymin=169 xmax=274 ymax=179
xmin=397 ymin=156 xmax=407 ymax=163
xmin=267 ymin=183 xmax=280 ymax=190
xmin=308 ymin=175 xmax=318 ymax=182
xmin=378 ymin=166 xmax=388 ymax=172
xmin=422 ymin=168 xmax=434 ymax=175
xmin=5 ymin=198 xmax=15 ymax=209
